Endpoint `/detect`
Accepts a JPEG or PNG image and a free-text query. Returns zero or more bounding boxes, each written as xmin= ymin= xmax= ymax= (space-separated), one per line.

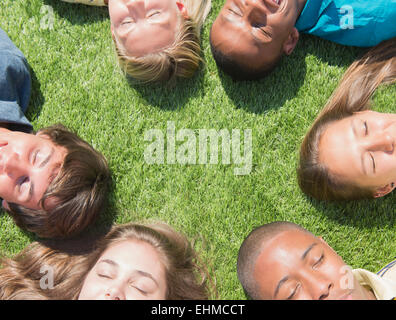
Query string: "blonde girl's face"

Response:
xmin=108 ymin=0 xmax=187 ymax=57
xmin=78 ymin=240 xmax=167 ymax=300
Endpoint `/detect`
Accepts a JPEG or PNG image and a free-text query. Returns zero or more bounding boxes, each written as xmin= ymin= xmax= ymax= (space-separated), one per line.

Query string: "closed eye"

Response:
xmin=259 ymin=27 xmax=271 ymax=38
xmin=131 ymin=285 xmax=147 ymax=295
xmin=228 ymin=8 xmax=242 ymax=16
xmin=148 ymin=11 xmax=160 ymax=18
xmin=364 ymin=121 xmax=368 ymax=135
xmin=32 ymin=149 xmax=39 ymax=165
xmin=287 ymin=284 xmax=300 ymax=300
xmin=369 ymin=153 xmax=376 ymax=173
xmin=313 ymin=254 xmax=324 ymax=268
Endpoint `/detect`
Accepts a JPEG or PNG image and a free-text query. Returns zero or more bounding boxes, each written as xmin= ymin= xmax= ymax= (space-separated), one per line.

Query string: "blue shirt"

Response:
xmin=295 ymin=0 xmax=396 ymax=47
xmin=0 ymin=28 xmax=32 ymax=132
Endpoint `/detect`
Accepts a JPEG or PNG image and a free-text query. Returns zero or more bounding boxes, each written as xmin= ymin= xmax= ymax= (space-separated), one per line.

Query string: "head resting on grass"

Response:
xmin=297 ymin=38 xmax=396 ymax=201
xmin=108 ymin=0 xmax=211 ymax=83
xmin=0 ymin=222 xmax=211 ymax=300
xmin=0 ymin=124 xmax=111 ymax=238
xmin=210 ymin=0 xmax=306 ymax=81
xmin=237 ymin=221 xmax=376 ymax=300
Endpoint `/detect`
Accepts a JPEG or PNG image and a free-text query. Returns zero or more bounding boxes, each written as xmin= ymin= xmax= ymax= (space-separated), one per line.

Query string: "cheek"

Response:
xmin=108 ymin=1 xmax=128 ymax=26
xmin=79 ymin=272 xmax=102 ymax=300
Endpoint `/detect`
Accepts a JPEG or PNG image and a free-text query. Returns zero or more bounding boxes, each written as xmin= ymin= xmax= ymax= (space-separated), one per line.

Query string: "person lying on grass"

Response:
xmin=209 ymin=0 xmax=396 ymax=81
xmin=61 ymin=0 xmax=211 ymax=83
xmin=0 ymin=28 xmax=110 ymax=238
xmin=298 ymin=38 xmax=396 ymax=201
xmin=237 ymin=221 xmax=396 ymax=300
xmin=0 ymin=222 xmax=212 ymax=300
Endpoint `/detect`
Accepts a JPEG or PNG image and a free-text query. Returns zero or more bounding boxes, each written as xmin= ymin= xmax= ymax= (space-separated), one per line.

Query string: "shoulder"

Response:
xmin=377 ymin=259 xmax=396 ymax=282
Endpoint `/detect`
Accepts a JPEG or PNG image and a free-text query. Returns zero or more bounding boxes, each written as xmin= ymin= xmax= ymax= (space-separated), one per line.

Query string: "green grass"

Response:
xmin=1 ymin=0 xmax=395 ymax=300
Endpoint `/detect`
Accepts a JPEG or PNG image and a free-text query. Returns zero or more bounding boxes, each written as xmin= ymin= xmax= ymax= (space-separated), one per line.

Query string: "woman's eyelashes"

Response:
xmin=148 ymin=11 xmax=161 ymax=18
xmin=287 ymin=283 xmax=300 ymax=300
xmin=97 ymin=271 xmax=152 ymax=295
xmin=130 ymin=283 xmax=148 ymax=295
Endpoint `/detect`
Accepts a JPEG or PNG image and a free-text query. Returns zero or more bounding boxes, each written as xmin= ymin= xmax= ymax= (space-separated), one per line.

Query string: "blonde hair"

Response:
xmin=114 ymin=0 xmax=211 ymax=83
xmin=0 ymin=222 xmax=212 ymax=300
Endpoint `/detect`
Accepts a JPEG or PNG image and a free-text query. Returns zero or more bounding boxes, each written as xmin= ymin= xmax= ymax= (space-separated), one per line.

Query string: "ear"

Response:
xmin=2 ymin=200 xmax=10 ymax=211
xmin=176 ymin=2 xmax=189 ymax=19
xmin=282 ymin=27 xmax=299 ymax=56
xmin=374 ymin=183 xmax=395 ymax=198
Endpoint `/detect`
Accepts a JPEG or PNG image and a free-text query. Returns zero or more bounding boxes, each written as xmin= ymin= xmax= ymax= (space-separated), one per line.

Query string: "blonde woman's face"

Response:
xmin=319 ymin=110 xmax=396 ymax=197
xmin=109 ymin=0 xmax=186 ymax=57
xmin=78 ymin=240 xmax=167 ymax=300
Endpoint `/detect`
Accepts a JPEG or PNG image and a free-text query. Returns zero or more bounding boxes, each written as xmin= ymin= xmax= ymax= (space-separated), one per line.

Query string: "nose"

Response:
xmin=365 ymin=132 xmax=394 ymax=153
xmin=2 ymin=151 xmax=26 ymax=179
xmin=104 ymin=286 xmax=126 ymax=300
xmin=310 ymin=276 xmax=332 ymax=300
xmin=244 ymin=0 xmax=269 ymax=25
xmin=302 ymin=271 xmax=332 ymax=300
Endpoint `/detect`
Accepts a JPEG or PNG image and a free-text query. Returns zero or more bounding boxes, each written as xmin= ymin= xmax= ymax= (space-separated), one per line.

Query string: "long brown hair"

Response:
xmin=6 ymin=124 xmax=111 ymax=238
xmin=297 ymin=38 xmax=396 ymax=201
xmin=0 ymin=222 xmax=212 ymax=300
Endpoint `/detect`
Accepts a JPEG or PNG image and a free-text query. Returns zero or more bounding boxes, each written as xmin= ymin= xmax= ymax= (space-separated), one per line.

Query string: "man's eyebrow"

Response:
xmin=301 ymin=243 xmax=317 ymax=260
xmin=274 ymin=275 xmax=289 ymax=298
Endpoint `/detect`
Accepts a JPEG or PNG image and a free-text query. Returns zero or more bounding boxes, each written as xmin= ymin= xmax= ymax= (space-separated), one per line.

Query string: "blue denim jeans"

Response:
xmin=0 ymin=28 xmax=32 ymax=132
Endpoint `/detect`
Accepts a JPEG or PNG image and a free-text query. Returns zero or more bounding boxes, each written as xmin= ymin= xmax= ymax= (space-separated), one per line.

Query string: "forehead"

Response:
xmin=99 ymin=240 xmax=164 ymax=275
xmin=120 ymin=21 xmax=178 ymax=58
xmin=111 ymin=0 xmax=181 ymax=58
xmin=254 ymin=229 xmax=319 ymax=269
xmin=319 ymin=117 xmax=363 ymax=183
xmin=253 ymin=230 xmax=319 ymax=295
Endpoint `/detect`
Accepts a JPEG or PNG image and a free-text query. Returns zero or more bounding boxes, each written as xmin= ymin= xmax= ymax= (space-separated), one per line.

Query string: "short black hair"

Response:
xmin=209 ymin=32 xmax=281 ymax=81
xmin=237 ymin=221 xmax=311 ymax=299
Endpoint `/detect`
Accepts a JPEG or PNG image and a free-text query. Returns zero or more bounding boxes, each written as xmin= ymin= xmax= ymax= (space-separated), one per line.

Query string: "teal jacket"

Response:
xmin=295 ymin=0 xmax=396 ymax=47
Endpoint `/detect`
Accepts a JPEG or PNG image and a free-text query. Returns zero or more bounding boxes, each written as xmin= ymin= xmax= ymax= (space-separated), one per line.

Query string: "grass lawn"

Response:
xmin=0 ymin=0 xmax=395 ymax=300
